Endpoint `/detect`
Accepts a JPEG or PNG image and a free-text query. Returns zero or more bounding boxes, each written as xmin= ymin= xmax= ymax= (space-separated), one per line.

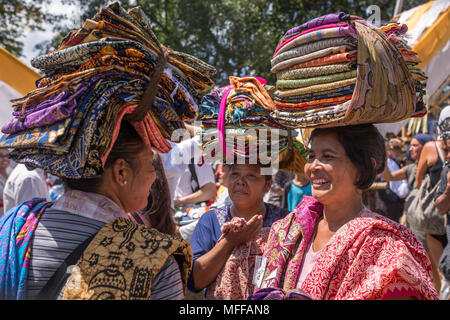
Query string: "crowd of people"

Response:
xmin=0 ymin=4 xmax=448 ymax=301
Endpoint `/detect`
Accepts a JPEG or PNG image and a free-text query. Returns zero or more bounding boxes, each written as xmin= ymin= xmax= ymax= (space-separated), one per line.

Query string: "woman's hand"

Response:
xmin=223 ymin=215 xmax=263 ymax=248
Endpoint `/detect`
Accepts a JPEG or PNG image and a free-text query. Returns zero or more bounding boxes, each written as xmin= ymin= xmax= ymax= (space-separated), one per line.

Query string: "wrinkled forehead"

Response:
xmin=230 ymin=164 xmax=262 ymax=174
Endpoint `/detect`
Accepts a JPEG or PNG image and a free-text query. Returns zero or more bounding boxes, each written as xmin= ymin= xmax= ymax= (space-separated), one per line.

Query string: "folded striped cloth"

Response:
xmin=197 ymin=76 xmax=308 ymax=174
xmin=270 ymin=12 xmax=427 ymax=129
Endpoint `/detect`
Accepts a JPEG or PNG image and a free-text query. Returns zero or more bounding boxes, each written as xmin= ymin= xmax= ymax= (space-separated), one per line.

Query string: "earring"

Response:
xmin=124 ymin=181 xmax=127 ymax=185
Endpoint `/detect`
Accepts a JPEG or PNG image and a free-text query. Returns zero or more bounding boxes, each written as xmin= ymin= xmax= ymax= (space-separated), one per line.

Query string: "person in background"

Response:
xmin=415 ymin=118 xmax=449 ymax=294
xmin=172 ymin=125 xmax=216 ymax=210
xmin=376 ymin=138 xmax=410 ymax=222
xmin=211 ymin=164 xmax=232 ymax=209
xmin=282 ymin=172 xmax=312 ymax=212
xmin=264 ymin=170 xmax=294 ymax=207
xmin=434 ymin=120 xmax=450 ymax=300
xmin=0 ymin=149 xmax=11 ymax=214
xmin=3 ymin=163 xmax=50 ymax=214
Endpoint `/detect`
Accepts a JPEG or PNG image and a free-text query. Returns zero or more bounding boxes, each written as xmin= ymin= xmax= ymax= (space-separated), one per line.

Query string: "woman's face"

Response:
xmin=227 ymin=164 xmax=270 ymax=207
xmin=0 ymin=149 xmax=10 ymax=170
xmin=304 ymin=132 xmax=360 ymax=206
xmin=409 ymin=138 xmax=423 ymax=161
xmin=122 ymin=149 xmax=157 ymax=213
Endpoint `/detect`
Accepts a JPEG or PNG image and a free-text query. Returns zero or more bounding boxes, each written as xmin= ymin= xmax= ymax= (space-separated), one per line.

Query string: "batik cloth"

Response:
xmin=61 ymin=217 xmax=193 ymax=300
xmin=0 ymin=198 xmax=53 ymax=300
xmin=254 ymin=196 xmax=439 ymax=300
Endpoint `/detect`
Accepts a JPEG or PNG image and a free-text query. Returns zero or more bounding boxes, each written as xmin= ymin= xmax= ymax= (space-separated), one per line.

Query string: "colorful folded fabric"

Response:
xmin=197 ymin=76 xmax=308 ymax=173
xmin=269 ymin=12 xmax=427 ymax=130
xmin=0 ymin=2 xmax=215 ymax=179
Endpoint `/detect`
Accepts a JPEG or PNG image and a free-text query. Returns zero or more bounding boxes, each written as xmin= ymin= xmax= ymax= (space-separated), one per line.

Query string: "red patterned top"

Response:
xmin=258 ymin=196 xmax=439 ymax=300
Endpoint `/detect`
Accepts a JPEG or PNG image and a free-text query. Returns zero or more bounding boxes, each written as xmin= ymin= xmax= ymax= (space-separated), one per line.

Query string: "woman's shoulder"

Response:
xmin=357 ymin=210 xmax=426 ymax=252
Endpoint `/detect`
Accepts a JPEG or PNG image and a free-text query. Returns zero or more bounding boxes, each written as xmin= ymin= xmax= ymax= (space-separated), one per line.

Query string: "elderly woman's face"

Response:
xmin=227 ymin=164 xmax=270 ymax=206
xmin=122 ymin=149 xmax=156 ymax=213
xmin=304 ymin=132 xmax=360 ymax=205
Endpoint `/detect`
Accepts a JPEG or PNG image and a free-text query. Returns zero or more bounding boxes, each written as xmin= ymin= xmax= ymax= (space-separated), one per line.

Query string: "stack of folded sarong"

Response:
xmin=197 ymin=76 xmax=308 ymax=173
xmin=0 ymin=2 xmax=215 ymax=179
xmin=271 ymin=12 xmax=357 ymax=128
xmin=270 ymin=12 xmax=427 ymax=129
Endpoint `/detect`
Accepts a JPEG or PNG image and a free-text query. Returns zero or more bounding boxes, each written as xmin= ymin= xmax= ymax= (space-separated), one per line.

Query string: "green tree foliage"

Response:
xmin=0 ymin=0 xmax=63 ymax=57
xmin=32 ymin=0 xmax=429 ymax=85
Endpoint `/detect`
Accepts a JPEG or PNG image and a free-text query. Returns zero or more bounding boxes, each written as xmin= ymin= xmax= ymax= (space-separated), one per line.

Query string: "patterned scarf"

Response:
xmin=0 ymin=198 xmax=53 ymax=300
xmin=254 ymin=196 xmax=439 ymax=300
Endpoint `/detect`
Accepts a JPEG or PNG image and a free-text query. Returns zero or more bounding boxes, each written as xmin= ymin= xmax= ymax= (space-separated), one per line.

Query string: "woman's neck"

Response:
xmin=231 ymin=201 xmax=266 ymax=221
xmin=321 ymin=194 xmax=365 ymax=232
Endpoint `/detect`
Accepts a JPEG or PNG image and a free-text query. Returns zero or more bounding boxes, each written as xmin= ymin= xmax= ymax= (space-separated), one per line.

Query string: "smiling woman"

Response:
xmin=251 ymin=124 xmax=439 ymax=300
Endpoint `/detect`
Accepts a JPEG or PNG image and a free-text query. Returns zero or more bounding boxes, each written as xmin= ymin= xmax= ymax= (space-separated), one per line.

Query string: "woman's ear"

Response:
xmin=111 ymin=158 xmax=131 ymax=187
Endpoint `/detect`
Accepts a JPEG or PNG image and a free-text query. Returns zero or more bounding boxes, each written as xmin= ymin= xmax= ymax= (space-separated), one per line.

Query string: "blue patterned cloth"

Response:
xmin=0 ymin=198 xmax=53 ymax=299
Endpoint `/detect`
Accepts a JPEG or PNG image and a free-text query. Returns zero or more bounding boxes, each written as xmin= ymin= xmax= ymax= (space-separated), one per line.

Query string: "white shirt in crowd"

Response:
xmin=173 ymin=161 xmax=215 ymax=209
xmin=160 ymin=136 xmax=214 ymax=208
xmin=386 ymin=157 xmax=410 ymax=199
xmin=3 ymin=164 xmax=50 ymax=214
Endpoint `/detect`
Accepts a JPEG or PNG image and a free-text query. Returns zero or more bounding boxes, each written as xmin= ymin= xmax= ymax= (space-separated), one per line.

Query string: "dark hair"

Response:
xmin=140 ymin=153 xmax=177 ymax=236
xmin=309 ymin=124 xmax=385 ymax=190
xmin=64 ymin=121 xmax=146 ymax=192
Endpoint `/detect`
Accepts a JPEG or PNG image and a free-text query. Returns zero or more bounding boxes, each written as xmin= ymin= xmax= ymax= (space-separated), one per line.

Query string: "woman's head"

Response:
xmin=304 ymin=124 xmax=385 ymax=205
xmin=386 ymin=138 xmax=404 ymax=160
xmin=410 ymin=134 xmax=433 ymax=161
xmin=227 ymin=164 xmax=272 ymax=207
xmin=65 ymin=121 xmax=156 ymax=212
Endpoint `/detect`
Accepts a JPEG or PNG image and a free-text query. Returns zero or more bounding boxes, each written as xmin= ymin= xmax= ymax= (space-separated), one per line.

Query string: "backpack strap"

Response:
xmin=36 ymin=233 xmax=96 ymax=300
xmin=188 ymin=157 xmax=200 ymax=193
xmin=436 ymin=141 xmax=445 ymax=163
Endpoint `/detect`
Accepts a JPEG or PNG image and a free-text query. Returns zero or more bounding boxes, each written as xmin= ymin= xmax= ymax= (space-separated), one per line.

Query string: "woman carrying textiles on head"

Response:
xmin=0 ymin=3 xmax=215 ymax=300
xmin=250 ymin=125 xmax=438 ymax=300
xmin=187 ymin=75 xmax=308 ymax=300
xmin=249 ymin=12 xmax=438 ymax=300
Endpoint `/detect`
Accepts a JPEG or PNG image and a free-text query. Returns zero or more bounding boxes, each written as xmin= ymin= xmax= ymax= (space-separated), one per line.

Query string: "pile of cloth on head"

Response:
xmin=270 ymin=12 xmax=427 ymax=130
xmin=197 ymin=76 xmax=308 ymax=173
xmin=0 ymin=2 xmax=215 ymax=179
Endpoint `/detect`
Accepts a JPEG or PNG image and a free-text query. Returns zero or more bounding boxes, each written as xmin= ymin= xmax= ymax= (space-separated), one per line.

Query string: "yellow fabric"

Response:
xmin=62 ymin=218 xmax=193 ymax=300
xmin=0 ymin=47 xmax=41 ymax=95
xmin=413 ymin=6 xmax=450 ymax=69
xmin=403 ymin=1 xmax=435 ymax=32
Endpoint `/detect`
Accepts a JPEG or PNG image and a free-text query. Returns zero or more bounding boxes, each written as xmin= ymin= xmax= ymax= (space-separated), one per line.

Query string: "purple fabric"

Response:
xmin=2 ymin=71 xmax=120 ymax=134
xmin=12 ymin=90 xmax=71 ymax=118
xmin=2 ymin=88 xmax=87 ymax=134
xmin=248 ymin=287 xmax=312 ymax=300
xmin=274 ymin=23 xmax=354 ymax=57
xmin=281 ymin=12 xmax=351 ymax=40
